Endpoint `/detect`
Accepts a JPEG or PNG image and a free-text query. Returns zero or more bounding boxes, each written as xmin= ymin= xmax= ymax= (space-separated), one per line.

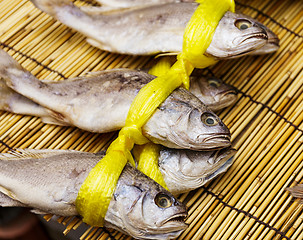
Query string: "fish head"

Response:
xmin=185 ymin=109 xmax=231 ymax=149
xmin=143 ymin=88 xmax=231 ymax=150
xmin=159 ymin=147 xmax=236 ymax=194
xmin=105 ymin=164 xmax=187 ymax=239
xmin=190 ymin=75 xmax=238 ymax=111
xmin=206 ymin=11 xmax=279 ymax=58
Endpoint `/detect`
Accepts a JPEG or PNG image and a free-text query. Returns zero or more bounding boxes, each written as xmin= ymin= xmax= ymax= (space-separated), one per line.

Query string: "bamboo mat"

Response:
xmin=0 ymin=0 xmax=302 ymax=239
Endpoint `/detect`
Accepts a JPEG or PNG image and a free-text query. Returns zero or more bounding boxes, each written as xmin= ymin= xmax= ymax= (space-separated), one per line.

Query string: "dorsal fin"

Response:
xmin=0 ymin=148 xmax=79 ymax=160
xmin=155 ymin=52 xmax=179 ymax=58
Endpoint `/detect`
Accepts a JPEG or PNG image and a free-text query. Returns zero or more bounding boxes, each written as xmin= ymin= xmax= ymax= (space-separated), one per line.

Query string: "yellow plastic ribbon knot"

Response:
xmin=76 ymin=0 xmax=235 ymax=227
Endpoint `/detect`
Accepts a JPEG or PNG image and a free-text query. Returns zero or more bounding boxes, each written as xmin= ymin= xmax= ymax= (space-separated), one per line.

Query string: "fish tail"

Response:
xmin=0 ymin=49 xmax=38 ymax=90
xmin=30 ymin=0 xmax=97 ymax=28
xmin=286 ymin=184 xmax=303 ymax=199
xmin=0 ymin=52 xmax=53 ymax=118
xmin=0 ymin=49 xmax=26 ymax=72
xmin=0 ymin=80 xmax=50 ymax=118
xmin=30 ymin=0 xmax=75 ymax=17
xmin=0 ymin=78 xmax=17 ymax=112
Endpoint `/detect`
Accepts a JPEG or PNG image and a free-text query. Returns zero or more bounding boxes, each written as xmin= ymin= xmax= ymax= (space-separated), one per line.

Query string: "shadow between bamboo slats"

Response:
xmin=0 ymin=0 xmax=299 ymax=238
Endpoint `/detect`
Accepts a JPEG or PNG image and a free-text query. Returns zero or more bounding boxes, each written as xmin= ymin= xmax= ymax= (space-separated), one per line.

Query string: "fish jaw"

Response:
xmin=204 ymin=154 xmax=234 ymax=181
xmin=206 ymin=11 xmax=279 ymax=59
xmin=144 ymin=125 xmax=231 ymax=150
xmin=196 ymin=133 xmax=231 ymax=150
xmin=249 ymin=27 xmax=279 ymax=55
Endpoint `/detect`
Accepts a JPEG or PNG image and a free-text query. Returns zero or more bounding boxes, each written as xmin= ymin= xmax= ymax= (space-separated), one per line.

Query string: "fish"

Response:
xmin=159 ymin=147 xmax=236 ymax=194
xmin=29 ymin=0 xmax=279 ymax=56
xmin=0 ymin=148 xmax=188 ymax=240
xmin=0 ymin=146 xmax=235 ymax=195
xmin=0 ymin=49 xmax=231 ymax=150
xmin=0 ymin=68 xmax=237 ymax=117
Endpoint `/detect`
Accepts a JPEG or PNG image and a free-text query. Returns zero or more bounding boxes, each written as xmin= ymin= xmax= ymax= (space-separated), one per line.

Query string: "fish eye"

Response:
xmin=208 ymin=78 xmax=221 ymax=88
xmin=155 ymin=193 xmax=173 ymax=208
xmin=235 ymin=19 xmax=252 ymax=30
xmin=201 ymin=113 xmax=218 ymax=126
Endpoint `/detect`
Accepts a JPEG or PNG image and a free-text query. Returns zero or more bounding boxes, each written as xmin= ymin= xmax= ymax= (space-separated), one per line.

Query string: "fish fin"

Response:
xmin=0 ymin=185 xmax=20 ymax=202
xmin=83 ymin=68 xmax=131 ymax=78
xmin=79 ymin=5 xmax=124 ymax=15
xmin=0 ymin=49 xmax=32 ymax=90
xmin=86 ymin=38 xmax=108 ymax=51
xmin=0 ymin=148 xmax=79 ymax=161
xmin=155 ymin=52 xmax=179 ymax=58
xmin=0 ymin=191 xmax=26 ymax=207
xmin=43 ymin=109 xmax=71 ymax=126
xmin=0 ymin=78 xmax=16 ymax=112
xmin=40 ymin=116 xmax=70 ymax=126
xmin=287 ymin=184 xmax=303 ymax=199
xmin=30 ymin=209 xmax=49 ymax=215
xmin=0 ymin=79 xmax=50 ymax=117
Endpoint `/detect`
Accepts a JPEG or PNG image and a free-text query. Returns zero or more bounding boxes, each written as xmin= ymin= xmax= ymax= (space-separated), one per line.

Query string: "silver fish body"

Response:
xmin=0 ymin=49 xmax=230 ymax=150
xmin=29 ymin=0 xmax=279 ymax=56
xmin=0 ymin=149 xmax=187 ymax=240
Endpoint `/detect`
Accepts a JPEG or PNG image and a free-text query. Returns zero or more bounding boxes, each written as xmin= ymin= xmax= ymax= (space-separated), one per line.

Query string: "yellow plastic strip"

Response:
xmin=133 ymin=143 xmax=168 ymax=190
xmin=76 ymin=135 xmax=135 ymax=226
xmin=76 ymin=0 xmax=235 ymax=227
xmin=181 ymin=0 xmax=235 ymax=68
xmin=148 ymin=57 xmax=174 ymax=76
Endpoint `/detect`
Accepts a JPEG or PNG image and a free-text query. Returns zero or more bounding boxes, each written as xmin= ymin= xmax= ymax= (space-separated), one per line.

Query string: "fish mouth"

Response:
xmin=252 ymin=36 xmax=280 ymax=54
xmin=229 ymin=32 xmax=268 ymax=58
xmin=208 ymin=147 xmax=237 ymax=164
xmin=240 ymin=31 xmax=279 ymax=55
xmin=207 ymin=90 xmax=237 ymax=111
xmin=199 ymin=134 xmax=231 ymax=149
xmin=159 ymin=212 xmax=188 ymax=230
xmin=268 ymin=36 xmax=280 ymax=46
xmin=221 ymin=89 xmax=237 ymax=96
xmin=205 ymin=155 xmax=234 ymax=181
xmin=218 ymin=90 xmax=238 ymax=102
xmin=242 ymin=32 xmax=268 ymax=43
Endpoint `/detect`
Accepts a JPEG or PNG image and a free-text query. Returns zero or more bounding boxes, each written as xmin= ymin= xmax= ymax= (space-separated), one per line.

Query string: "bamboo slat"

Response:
xmin=0 ymin=0 xmax=302 ymax=239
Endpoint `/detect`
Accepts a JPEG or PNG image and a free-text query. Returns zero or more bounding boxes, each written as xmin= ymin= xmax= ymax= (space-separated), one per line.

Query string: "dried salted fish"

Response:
xmin=0 ymin=49 xmax=230 ymax=150
xmin=0 ymin=149 xmax=187 ymax=240
xmin=30 ymin=0 xmax=279 ymax=56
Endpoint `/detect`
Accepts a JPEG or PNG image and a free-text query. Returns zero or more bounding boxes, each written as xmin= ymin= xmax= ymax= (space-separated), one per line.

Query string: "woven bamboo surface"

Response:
xmin=0 ymin=0 xmax=302 ymax=239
